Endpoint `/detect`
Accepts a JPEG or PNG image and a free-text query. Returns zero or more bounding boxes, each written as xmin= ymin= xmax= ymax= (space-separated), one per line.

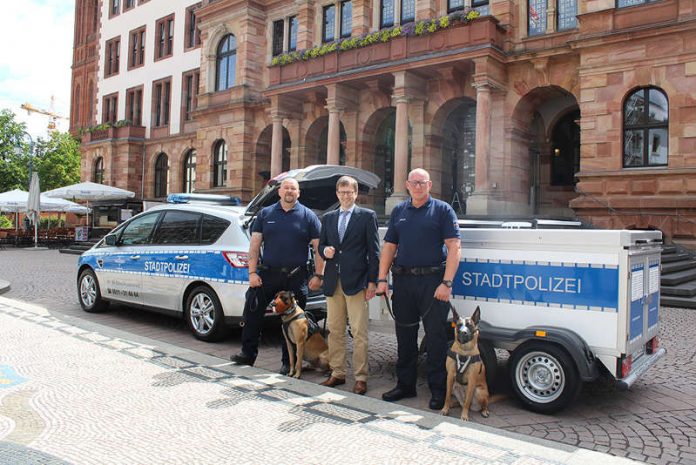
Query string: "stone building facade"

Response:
xmin=71 ymin=0 xmax=696 ymax=241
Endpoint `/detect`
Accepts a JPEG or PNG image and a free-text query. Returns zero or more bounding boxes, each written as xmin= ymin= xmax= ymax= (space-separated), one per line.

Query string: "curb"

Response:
xmin=0 ymin=280 xmax=10 ymax=295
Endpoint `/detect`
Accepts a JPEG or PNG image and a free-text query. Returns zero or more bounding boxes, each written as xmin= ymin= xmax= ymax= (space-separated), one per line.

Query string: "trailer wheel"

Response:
xmin=509 ymin=342 xmax=581 ymax=414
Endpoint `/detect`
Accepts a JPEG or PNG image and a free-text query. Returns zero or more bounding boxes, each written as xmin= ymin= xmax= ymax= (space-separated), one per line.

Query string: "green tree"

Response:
xmin=33 ymin=131 xmax=82 ymax=191
xmin=0 ymin=109 xmax=31 ymax=192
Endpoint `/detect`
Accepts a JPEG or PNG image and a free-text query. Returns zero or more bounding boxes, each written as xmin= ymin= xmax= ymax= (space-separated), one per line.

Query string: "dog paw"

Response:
xmin=481 ymin=409 xmax=490 ymax=418
xmin=460 ymin=414 xmax=470 ymax=422
xmin=439 ymin=408 xmax=449 ymax=417
xmin=293 ymin=372 xmax=302 ymax=379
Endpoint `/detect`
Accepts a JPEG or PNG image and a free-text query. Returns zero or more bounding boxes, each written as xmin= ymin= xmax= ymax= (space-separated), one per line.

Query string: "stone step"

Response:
xmin=661 ymin=245 xmax=678 ymax=255
xmin=661 ymin=268 xmax=696 ymax=286
xmin=59 ymin=248 xmax=84 ymax=255
xmin=672 ymin=239 xmax=696 ymax=253
xmin=661 ymin=280 xmax=696 ymax=297
xmin=660 ymin=295 xmax=696 ymax=309
xmin=661 ymin=253 xmax=689 ymax=264
xmin=661 ymin=260 xmax=696 ymax=275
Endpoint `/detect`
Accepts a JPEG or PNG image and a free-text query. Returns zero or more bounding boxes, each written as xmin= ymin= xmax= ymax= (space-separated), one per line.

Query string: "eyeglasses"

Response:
xmin=337 ymin=190 xmax=357 ymax=196
xmin=407 ymin=180 xmax=431 ymax=187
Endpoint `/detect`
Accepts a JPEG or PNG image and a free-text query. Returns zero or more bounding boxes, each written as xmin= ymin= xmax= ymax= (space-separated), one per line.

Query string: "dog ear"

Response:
xmin=472 ymin=306 xmax=481 ymax=325
xmin=449 ymin=303 xmax=460 ymax=322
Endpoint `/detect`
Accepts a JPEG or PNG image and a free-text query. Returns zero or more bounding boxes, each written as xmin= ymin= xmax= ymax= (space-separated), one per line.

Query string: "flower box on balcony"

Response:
xmin=270 ymin=16 xmax=504 ymax=87
xmin=86 ymin=125 xmax=145 ymax=143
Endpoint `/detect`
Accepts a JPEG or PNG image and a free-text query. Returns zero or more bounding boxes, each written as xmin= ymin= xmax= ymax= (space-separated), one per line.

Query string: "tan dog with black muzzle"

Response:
xmin=440 ymin=306 xmax=490 ymax=421
xmin=271 ymin=291 xmax=329 ymax=379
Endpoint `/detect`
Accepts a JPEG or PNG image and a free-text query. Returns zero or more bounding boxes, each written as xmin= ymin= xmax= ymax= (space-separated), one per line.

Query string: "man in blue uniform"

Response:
xmin=231 ymin=178 xmax=324 ymax=374
xmin=376 ymin=168 xmax=461 ymax=410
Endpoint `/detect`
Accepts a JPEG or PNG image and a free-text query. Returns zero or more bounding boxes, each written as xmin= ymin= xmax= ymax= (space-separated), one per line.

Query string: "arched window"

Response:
xmin=87 ymin=81 xmax=94 ymax=124
xmin=623 ymin=87 xmax=668 ymax=168
xmin=215 ymin=34 xmax=237 ymax=91
xmin=213 ymin=140 xmax=227 ymax=187
xmin=154 ymin=153 xmax=169 ymax=198
xmin=74 ymin=85 xmax=81 ymax=126
xmin=93 ymin=157 xmax=104 ymax=184
xmin=183 ymin=149 xmax=196 ymax=193
xmin=92 ymin=0 xmax=99 ymax=32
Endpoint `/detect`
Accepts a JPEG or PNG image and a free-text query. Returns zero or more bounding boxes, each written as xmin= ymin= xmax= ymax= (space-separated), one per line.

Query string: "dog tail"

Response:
xmin=487 ymin=393 xmax=507 ymax=404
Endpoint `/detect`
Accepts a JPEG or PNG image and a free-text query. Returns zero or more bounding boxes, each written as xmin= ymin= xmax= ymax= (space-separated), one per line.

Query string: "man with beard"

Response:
xmin=231 ymin=178 xmax=324 ymax=374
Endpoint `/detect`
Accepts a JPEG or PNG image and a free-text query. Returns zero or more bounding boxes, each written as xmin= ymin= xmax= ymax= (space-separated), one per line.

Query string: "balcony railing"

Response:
xmin=269 ymin=16 xmax=505 ymax=87
xmin=84 ymin=124 xmax=146 ymax=142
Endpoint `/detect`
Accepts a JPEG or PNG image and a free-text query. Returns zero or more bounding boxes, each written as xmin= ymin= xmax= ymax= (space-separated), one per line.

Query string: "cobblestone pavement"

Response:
xmin=2 ymin=249 xmax=696 ymax=464
xmin=0 ymin=296 xmax=637 ymax=465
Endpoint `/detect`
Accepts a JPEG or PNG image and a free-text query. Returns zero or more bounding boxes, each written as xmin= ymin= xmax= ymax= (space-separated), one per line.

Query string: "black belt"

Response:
xmin=259 ymin=265 xmax=303 ymax=276
xmin=391 ymin=265 xmax=444 ymax=276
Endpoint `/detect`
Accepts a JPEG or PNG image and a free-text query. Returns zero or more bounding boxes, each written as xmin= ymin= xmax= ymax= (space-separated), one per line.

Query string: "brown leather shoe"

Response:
xmin=352 ymin=380 xmax=367 ymax=395
xmin=320 ymin=376 xmax=345 ymax=388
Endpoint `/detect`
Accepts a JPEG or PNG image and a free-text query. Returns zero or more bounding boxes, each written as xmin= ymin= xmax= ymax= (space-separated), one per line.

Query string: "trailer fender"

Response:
xmin=478 ymin=321 xmax=599 ymax=382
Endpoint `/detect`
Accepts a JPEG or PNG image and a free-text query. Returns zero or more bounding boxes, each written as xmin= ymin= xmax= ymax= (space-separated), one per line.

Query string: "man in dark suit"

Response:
xmin=318 ymin=176 xmax=380 ymax=395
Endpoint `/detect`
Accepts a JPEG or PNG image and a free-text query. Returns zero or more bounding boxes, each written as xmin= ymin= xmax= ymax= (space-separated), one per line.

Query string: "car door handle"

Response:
xmin=130 ymin=255 xmax=141 ymax=260
xmin=175 ymin=255 xmax=189 ymax=260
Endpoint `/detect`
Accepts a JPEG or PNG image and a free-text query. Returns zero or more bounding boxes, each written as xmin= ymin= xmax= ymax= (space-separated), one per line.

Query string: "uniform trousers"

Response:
xmin=391 ymin=273 xmax=448 ymax=397
xmin=240 ymin=268 xmax=308 ymax=366
xmin=326 ymin=281 xmax=369 ymax=382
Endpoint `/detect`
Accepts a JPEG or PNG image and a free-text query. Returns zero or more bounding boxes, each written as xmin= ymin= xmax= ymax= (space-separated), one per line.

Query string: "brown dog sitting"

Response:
xmin=271 ymin=291 xmax=329 ymax=379
xmin=440 ymin=306 xmax=490 ymax=421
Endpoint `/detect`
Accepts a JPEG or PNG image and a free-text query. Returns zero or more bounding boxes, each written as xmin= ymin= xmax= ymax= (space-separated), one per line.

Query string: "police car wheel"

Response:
xmin=509 ymin=342 xmax=581 ymax=414
xmin=185 ymin=286 xmax=227 ymax=342
xmin=78 ymin=269 xmax=109 ymax=313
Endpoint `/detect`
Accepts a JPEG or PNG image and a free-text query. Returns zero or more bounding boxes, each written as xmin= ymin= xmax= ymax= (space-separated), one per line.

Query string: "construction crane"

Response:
xmin=21 ymin=96 xmax=68 ymax=133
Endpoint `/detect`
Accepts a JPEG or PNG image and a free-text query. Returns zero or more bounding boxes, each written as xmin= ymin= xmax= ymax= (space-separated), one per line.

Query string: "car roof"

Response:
xmin=146 ymin=203 xmax=245 ymax=220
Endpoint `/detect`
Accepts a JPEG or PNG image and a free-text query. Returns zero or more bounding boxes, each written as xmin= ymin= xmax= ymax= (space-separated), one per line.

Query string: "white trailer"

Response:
xmin=370 ymin=228 xmax=666 ymax=413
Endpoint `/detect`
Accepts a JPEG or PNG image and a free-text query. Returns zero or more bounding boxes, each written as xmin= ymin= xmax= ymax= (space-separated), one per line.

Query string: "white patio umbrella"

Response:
xmin=0 ymin=189 xmax=90 ymax=231
xmin=27 ymin=173 xmax=41 ymax=247
xmin=43 ymin=181 xmax=135 ymax=230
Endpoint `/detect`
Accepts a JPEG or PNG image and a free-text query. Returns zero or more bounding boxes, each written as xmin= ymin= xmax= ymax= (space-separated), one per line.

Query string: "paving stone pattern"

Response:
xmin=3 ymin=249 xmax=696 ymax=464
xmin=0 ymin=298 xmax=634 ymax=465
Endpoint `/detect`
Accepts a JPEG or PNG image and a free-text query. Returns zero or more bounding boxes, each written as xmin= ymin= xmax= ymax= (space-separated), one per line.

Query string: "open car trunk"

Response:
xmin=244 ymin=165 xmax=381 ymax=216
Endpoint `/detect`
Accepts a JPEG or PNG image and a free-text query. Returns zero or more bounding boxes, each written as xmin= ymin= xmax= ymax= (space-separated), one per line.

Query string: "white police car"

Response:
xmin=76 ymin=165 xmax=380 ymax=341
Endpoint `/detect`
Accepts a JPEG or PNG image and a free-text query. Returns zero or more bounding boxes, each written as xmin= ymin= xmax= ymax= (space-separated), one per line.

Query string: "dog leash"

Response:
xmin=378 ymin=292 xmax=443 ymax=328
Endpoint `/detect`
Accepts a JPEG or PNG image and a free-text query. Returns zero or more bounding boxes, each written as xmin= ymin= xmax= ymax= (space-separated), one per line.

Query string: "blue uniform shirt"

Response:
xmin=384 ymin=196 xmax=460 ymax=267
xmin=251 ymin=201 xmax=321 ymax=268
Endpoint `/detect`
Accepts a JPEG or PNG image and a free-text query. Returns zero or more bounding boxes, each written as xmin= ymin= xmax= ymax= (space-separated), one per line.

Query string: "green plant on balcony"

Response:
xmin=270 ymin=9 xmax=480 ymax=67
xmin=113 ymin=119 xmax=133 ymax=128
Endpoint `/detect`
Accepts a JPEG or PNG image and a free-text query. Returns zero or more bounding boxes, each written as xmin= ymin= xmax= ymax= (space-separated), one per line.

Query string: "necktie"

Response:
xmin=338 ymin=210 xmax=349 ymax=243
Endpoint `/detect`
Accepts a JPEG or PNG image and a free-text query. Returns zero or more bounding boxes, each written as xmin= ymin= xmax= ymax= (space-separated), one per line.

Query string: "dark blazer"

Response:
xmin=319 ymin=206 xmax=380 ymax=297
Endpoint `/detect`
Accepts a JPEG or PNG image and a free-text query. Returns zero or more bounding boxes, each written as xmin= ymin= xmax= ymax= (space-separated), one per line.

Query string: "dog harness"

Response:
xmin=447 ymin=350 xmax=482 ymax=385
xmin=281 ymin=306 xmax=320 ymax=347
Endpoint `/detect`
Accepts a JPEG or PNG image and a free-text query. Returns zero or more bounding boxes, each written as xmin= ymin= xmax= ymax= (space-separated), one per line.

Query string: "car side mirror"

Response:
xmin=104 ymin=234 xmax=118 ymax=246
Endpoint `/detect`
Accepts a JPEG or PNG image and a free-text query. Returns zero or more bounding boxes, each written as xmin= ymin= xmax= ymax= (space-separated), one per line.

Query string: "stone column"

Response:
xmin=474 ymin=82 xmax=491 ymax=193
xmin=271 ymin=115 xmax=284 ymax=177
xmin=326 ymin=107 xmax=341 ymax=165
xmin=466 ymin=82 xmax=493 ymax=215
xmin=384 ymin=95 xmax=410 ymax=212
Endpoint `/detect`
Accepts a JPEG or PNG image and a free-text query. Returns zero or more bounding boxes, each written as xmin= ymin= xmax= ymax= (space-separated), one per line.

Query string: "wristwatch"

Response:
xmin=441 ymin=280 xmax=453 ymax=288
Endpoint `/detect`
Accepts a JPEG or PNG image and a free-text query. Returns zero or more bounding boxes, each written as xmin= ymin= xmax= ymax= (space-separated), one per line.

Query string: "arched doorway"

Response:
xmin=440 ymin=99 xmax=476 ymax=214
xmin=304 ymin=116 xmax=346 ymax=166
xmin=512 ymin=86 xmax=580 ymax=216
xmin=255 ymin=125 xmax=290 ymax=192
xmin=550 ymin=110 xmax=580 ymax=187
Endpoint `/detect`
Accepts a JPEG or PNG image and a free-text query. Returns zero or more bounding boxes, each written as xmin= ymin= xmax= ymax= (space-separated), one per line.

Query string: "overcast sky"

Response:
xmin=0 ymin=1 xmax=74 ymax=141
